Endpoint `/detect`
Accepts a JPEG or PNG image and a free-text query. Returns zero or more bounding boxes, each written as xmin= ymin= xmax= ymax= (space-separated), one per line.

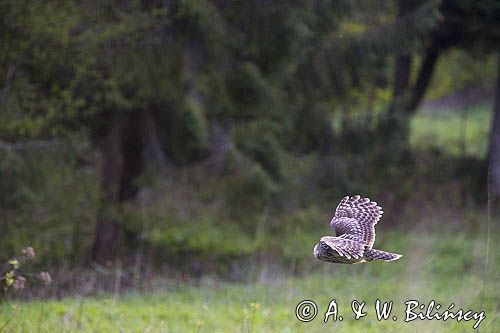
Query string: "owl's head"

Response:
xmin=313 ymin=240 xmax=331 ymax=260
xmin=313 ymin=242 xmax=322 ymax=259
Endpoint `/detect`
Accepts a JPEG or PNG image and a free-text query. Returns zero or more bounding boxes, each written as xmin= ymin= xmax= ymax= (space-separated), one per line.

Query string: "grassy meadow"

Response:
xmin=1 ymin=214 xmax=498 ymax=332
xmin=410 ymin=104 xmax=492 ymax=157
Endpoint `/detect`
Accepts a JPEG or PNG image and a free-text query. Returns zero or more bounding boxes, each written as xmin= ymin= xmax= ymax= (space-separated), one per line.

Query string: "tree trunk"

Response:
xmin=488 ymin=54 xmax=500 ymax=194
xmin=141 ymin=108 xmax=171 ymax=176
xmin=388 ymin=0 xmax=416 ymax=115
xmin=119 ymin=111 xmax=143 ymax=202
xmin=91 ymin=109 xmax=123 ymax=264
xmin=90 ymin=110 xmax=147 ymax=264
xmin=382 ymin=40 xmax=440 ymax=161
xmin=184 ymin=38 xmax=203 ymax=106
xmin=387 ymin=0 xmax=440 ymax=117
xmin=203 ymin=120 xmax=233 ymax=177
xmin=406 ymin=44 xmax=440 ymax=114
xmin=389 ymin=53 xmax=412 ymax=115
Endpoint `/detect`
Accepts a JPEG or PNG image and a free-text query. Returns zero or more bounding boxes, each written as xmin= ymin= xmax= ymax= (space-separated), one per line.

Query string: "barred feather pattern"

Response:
xmin=330 ymin=195 xmax=383 ymax=248
xmin=364 ymin=248 xmax=402 ymax=262
xmin=313 ymin=195 xmax=402 ymax=264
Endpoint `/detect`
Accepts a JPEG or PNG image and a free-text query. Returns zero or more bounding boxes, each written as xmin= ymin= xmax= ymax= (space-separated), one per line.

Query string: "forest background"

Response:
xmin=1 ymin=1 xmax=500 ymax=331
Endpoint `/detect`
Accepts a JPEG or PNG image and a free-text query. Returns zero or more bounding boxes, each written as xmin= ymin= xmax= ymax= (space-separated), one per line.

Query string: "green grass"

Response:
xmin=1 ymin=224 xmax=499 ymax=332
xmin=411 ymin=103 xmax=492 ymax=158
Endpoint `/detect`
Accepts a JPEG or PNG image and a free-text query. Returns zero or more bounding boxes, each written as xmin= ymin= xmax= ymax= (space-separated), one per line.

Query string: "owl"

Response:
xmin=313 ymin=195 xmax=402 ymax=264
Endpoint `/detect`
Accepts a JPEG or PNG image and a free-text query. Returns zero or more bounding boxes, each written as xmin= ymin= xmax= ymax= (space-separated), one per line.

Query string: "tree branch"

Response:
xmin=405 ymin=43 xmax=440 ymax=114
xmin=0 ymin=139 xmax=62 ymax=152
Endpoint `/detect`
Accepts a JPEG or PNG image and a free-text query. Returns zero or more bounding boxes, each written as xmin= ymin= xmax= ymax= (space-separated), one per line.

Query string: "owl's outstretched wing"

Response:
xmin=329 ymin=195 xmax=383 ymax=248
xmin=320 ymin=236 xmax=365 ymax=260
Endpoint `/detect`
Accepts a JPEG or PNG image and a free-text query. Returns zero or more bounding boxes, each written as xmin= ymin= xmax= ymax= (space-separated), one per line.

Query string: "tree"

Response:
xmin=385 ymin=0 xmax=500 ymax=159
xmin=488 ymin=55 xmax=500 ymax=194
xmin=85 ymin=0 xmax=353 ymax=262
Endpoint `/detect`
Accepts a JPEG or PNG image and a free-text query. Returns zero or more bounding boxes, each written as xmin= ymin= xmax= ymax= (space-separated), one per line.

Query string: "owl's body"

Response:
xmin=313 ymin=195 xmax=402 ymax=264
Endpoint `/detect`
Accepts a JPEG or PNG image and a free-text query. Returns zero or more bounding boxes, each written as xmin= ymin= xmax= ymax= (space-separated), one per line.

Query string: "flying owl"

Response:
xmin=313 ymin=195 xmax=402 ymax=264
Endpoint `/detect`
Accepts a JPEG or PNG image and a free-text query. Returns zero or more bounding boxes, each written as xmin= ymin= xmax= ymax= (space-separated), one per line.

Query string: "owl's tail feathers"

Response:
xmin=364 ymin=248 xmax=402 ymax=262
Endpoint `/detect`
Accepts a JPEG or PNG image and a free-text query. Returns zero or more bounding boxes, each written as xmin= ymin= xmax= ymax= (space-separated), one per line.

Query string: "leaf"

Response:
xmin=8 ymin=259 xmax=19 ymax=269
xmin=5 ymin=272 xmax=14 ymax=287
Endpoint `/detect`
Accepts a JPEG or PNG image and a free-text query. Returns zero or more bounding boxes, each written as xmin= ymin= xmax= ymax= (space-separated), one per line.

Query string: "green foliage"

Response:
xmin=0 ymin=0 xmax=498 ymax=275
xmin=426 ymin=50 xmax=497 ymax=100
xmin=310 ymin=154 xmax=365 ymax=195
xmin=147 ymin=216 xmax=256 ymax=257
xmin=166 ymin=96 xmax=210 ymax=164
xmin=274 ymin=207 xmax=326 ymax=261
xmin=0 ymin=1 xmax=81 ymax=139
xmin=290 ymin=105 xmax=335 ymax=154
xmin=1 ymin=225 xmax=498 ymax=332
xmin=0 ymin=139 xmax=99 ymax=265
xmin=234 ymin=120 xmax=284 ymax=180
xmin=225 ymin=63 xmax=279 ymax=119
xmin=222 ymin=165 xmax=278 ymax=213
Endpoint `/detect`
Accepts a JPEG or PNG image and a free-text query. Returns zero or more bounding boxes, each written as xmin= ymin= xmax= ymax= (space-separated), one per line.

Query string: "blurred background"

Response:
xmin=0 ymin=0 xmax=500 ymax=330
